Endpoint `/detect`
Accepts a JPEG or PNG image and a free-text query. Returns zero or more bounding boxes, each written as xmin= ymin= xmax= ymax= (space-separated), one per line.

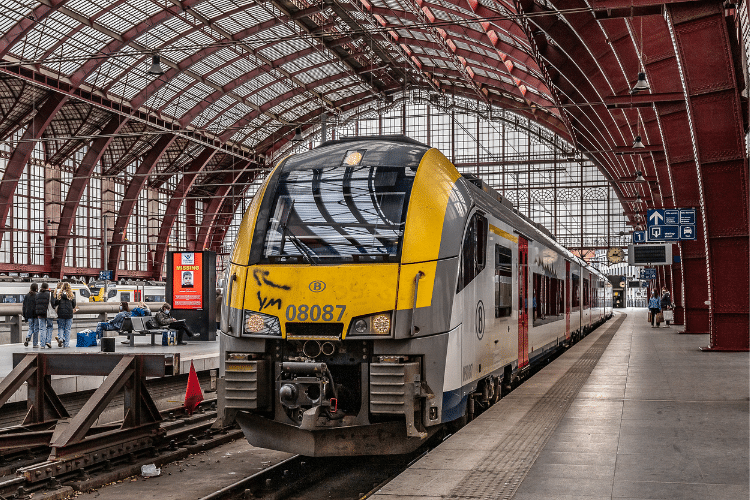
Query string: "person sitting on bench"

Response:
xmin=154 ymin=302 xmax=196 ymax=345
xmin=98 ymin=301 xmax=131 ymax=339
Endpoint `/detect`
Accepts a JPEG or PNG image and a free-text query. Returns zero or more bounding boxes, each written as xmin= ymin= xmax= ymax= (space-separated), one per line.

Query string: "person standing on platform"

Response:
xmin=660 ymin=287 xmax=672 ymax=327
xmin=34 ymin=283 xmax=54 ymax=348
xmin=154 ymin=303 xmax=196 ymax=345
xmin=22 ymin=283 xmax=38 ymax=347
xmin=648 ymin=290 xmax=662 ymax=328
xmin=53 ymin=282 xmax=76 ymax=348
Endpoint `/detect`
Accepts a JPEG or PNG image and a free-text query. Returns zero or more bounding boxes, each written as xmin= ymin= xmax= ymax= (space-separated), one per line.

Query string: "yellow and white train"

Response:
xmin=218 ymin=136 xmax=611 ymax=456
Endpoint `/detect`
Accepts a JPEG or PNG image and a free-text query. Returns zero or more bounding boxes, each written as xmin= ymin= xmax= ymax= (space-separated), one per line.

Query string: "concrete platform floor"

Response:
xmin=372 ymin=309 xmax=750 ymax=500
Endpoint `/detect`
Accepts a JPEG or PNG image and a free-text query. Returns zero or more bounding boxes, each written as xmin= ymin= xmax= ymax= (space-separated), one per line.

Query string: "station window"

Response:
xmin=495 ymin=244 xmax=512 ymax=317
xmin=533 ymin=273 xmax=564 ymax=325
xmin=457 ymin=213 xmax=488 ymax=293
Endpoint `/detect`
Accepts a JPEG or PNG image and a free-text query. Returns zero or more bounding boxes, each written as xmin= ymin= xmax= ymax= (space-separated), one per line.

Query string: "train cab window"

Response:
xmin=108 ymin=289 xmax=117 ymax=299
xmin=457 ymin=213 xmax=488 ymax=293
xmin=495 ymin=244 xmax=512 ymax=317
xmin=78 ymin=288 xmax=90 ymax=298
xmin=261 ymin=165 xmax=416 ymax=263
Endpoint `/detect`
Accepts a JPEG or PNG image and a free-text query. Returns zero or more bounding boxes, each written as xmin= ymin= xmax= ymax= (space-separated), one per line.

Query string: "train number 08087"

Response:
xmin=285 ymin=304 xmax=346 ymax=322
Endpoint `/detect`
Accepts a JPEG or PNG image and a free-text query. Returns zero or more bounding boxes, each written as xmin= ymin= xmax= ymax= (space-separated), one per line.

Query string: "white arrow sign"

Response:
xmin=649 ymin=210 xmax=664 ymax=225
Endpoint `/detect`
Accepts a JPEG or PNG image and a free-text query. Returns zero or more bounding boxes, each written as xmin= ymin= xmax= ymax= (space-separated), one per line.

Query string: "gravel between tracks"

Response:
xmin=71 ymin=442 xmax=292 ymax=500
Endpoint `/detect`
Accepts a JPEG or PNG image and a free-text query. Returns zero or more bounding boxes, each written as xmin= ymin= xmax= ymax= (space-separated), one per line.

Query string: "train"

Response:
xmin=217 ymin=136 xmax=612 ymax=456
xmin=0 ymin=277 xmax=91 ymax=304
xmin=88 ymin=281 xmax=166 ymax=303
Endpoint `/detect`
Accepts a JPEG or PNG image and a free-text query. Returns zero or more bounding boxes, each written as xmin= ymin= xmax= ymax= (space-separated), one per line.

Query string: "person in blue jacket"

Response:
xmin=96 ymin=301 xmax=131 ymax=338
xmin=648 ymin=290 xmax=662 ymax=328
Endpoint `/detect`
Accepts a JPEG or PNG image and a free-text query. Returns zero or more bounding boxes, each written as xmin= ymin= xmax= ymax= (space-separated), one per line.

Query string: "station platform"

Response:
xmin=372 ymin=309 xmax=749 ymax=500
xmin=0 ymin=336 xmax=219 ymax=404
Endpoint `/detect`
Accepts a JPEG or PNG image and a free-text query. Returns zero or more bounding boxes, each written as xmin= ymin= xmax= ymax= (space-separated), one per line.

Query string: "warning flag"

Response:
xmin=184 ymin=361 xmax=203 ymax=415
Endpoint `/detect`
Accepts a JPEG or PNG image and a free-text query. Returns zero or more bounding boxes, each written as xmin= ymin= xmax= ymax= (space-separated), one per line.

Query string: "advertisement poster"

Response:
xmin=173 ymin=252 xmax=203 ymax=309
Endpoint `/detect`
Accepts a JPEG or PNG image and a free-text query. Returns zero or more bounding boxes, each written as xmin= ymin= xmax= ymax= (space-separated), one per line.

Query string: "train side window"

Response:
xmin=495 ymin=244 xmax=512 ymax=317
xmin=572 ymin=273 xmax=580 ymax=308
xmin=457 ymin=212 xmax=488 ymax=293
xmin=121 ymin=292 xmax=131 ymax=302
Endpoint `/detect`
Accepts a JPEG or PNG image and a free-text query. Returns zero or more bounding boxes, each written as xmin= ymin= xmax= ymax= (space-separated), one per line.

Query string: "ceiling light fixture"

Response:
xmin=148 ymin=54 xmax=164 ymax=76
xmin=631 ymin=72 xmax=649 ymax=94
xmin=292 ymin=127 xmax=304 ymax=142
xmin=632 ymin=135 xmax=645 ymax=148
xmin=635 ymin=171 xmax=645 ymax=182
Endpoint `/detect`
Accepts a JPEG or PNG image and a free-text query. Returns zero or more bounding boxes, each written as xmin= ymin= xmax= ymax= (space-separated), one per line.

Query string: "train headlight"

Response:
xmin=243 ymin=310 xmax=281 ymax=336
xmin=246 ymin=314 xmax=265 ymax=333
xmin=348 ymin=312 xmax=393 ymax=336
xmin=372 ymin=314 xmax=390 ymax=334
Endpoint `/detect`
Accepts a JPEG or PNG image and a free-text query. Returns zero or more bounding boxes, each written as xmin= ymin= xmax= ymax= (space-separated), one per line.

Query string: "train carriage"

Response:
xmin=218 ymin=136 xmax=611 ymax=456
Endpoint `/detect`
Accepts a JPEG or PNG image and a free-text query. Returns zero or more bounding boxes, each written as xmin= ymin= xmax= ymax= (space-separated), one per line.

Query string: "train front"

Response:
xmin=217 ymin=137 xmax=459 ymax=456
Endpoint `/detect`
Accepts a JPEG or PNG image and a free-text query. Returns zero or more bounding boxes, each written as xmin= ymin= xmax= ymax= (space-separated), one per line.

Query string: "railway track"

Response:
xmin=0 ymin=366 xmax=245 ymax=500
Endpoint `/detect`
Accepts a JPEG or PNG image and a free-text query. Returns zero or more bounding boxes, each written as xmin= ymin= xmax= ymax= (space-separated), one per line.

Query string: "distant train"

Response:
xmin=88 ymin=282 xmax=166 ymax=303
xmin=218 ymin=136 xmax=612 ymax=456
xmin=0 ymin=277 xmax=91 ymax=304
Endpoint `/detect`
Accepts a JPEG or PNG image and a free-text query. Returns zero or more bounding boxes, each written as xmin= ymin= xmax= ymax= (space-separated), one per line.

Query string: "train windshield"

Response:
xmin=262 ymin=165 xmax=415 ymax=263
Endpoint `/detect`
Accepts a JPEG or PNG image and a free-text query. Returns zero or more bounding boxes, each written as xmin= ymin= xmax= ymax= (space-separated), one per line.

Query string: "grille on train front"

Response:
xmin=286 ymin=322 xmax=344 ymax=340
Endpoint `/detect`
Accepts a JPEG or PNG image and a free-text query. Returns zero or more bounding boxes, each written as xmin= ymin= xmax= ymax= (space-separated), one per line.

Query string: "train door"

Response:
xmin=517 ymin=236 xmax=529 ymax=369
xmin=565 ymin=260 xmax=571 ymax=341
xmin=458 ymin=212 xmax=488 ymax=388
xmin=134 ymin=289 xmax=142 ymax=302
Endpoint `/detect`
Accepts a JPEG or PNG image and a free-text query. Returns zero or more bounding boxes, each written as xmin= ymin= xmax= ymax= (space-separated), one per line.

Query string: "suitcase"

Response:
xmin=76 ymin=330 xmax=98 ymax=347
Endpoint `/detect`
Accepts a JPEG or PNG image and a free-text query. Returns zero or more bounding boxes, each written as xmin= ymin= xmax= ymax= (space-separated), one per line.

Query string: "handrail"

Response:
xmin=410 ymin=271 xmax=425 ymax=336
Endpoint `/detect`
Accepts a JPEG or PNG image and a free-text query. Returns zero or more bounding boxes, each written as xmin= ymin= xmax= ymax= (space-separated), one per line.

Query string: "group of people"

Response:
xmin=95 ymin=301 xmax=197 ymax=345
xmin=21 ymin=282 xmax=77 ymax=348
xmin=21 ymin=282 xmax=197 ymax=347
xmin=648 ymin=286 xmax=673 ymax=328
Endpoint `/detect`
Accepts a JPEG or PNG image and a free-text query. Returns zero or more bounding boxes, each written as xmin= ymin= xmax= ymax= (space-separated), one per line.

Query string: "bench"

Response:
xmin=123 ymin=316 xmax=168 ymax=346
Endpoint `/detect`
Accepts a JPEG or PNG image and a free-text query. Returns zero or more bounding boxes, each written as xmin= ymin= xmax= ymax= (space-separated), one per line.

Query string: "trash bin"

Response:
xmin=101 ymin=336 xmax=115 ymax=352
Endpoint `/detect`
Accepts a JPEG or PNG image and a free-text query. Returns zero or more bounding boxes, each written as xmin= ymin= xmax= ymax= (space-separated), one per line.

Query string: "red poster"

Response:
xmin=173 ymin=252 xmax=203 ymax=309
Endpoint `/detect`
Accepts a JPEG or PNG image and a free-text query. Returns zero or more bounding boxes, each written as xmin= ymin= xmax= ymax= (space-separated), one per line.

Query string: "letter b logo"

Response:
xmin=309 ymin=281 xmax=326 ymax=292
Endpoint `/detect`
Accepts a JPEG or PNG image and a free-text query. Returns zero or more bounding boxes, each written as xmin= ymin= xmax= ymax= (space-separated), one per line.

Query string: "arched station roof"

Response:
xmin=0 ymin=0 xmax=747 ymax=349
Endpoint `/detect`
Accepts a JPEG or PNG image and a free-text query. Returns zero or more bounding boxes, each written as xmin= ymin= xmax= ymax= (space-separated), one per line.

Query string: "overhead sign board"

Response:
xmin=99 ymin=270 xmax=114 ymax=281
xmin=640 ymin=268 xmax=657 ymax=280
xmin=633 ymin=231 xmax=647 ymax=244
xmin=628 ymin=243 xmax=672 ymax=266
xmin=646 ymin=208 xmax=696 ymax=241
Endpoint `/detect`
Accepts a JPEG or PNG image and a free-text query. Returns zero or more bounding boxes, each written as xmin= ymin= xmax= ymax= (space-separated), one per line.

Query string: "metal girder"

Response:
xmin=605 ymin=92 xmax=684 ymax=108
xmin=0 ymin=92 xmax=68 ymax=241
xmin=193 ymin=162 xmax=252 ymax=253
xmin=0 ymin=0 xmax=71 ymax=58
xmin=67 ymin=0 xmax=205 ymax=88
xmin=666 ymin=1 xmax=748 ymax=350
xmin=152 ymin=147 xmax=218 ymax=275
xmin=51 ymin=116 xmax=130 ymax=278
xmin=108 ymin=134 xmax=178 ymax=277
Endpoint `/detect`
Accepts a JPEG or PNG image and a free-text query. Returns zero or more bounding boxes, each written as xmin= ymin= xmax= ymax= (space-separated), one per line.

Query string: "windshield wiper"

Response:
xmin=279 ymin=200 xmax=317 ymax=265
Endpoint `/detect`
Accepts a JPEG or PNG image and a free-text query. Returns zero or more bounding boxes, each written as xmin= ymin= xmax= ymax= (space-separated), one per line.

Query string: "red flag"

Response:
xmin=184 ymin=361 xmax=203 ymax=415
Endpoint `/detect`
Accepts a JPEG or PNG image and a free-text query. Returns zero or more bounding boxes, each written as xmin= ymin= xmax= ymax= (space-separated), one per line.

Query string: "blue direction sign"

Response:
xmin=99 ymin=270 xmax=114 ymax=281
xmin=633 ymin=231 xmax=647 ymax=243
xmin=647 ymin=208 xmax=696 ymax=241
xmin=640 ymin=268 xmax=657 ymax=280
